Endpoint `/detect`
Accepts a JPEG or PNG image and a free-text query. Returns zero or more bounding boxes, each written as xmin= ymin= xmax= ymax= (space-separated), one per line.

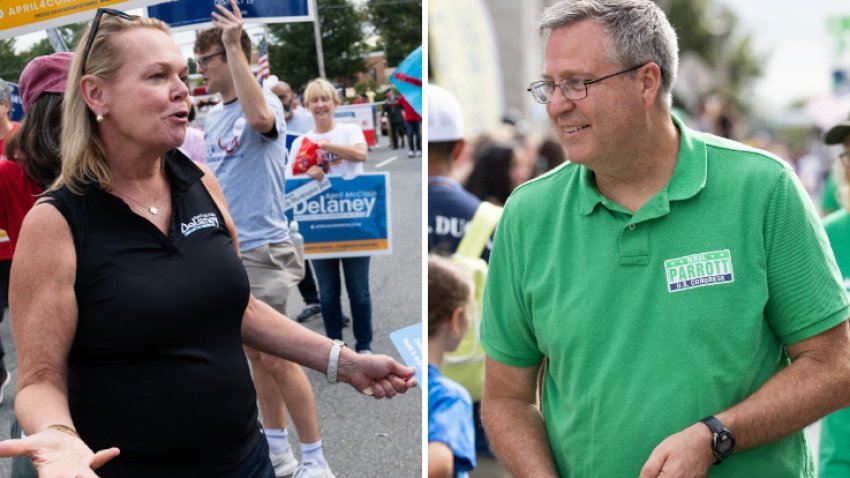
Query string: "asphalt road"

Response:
xmin=0 ymin=134 xmax=423 ymax=478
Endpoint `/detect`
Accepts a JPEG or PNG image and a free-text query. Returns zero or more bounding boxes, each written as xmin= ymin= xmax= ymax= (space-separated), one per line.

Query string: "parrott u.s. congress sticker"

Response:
xmin=664 ymin=249 xmax=734 ymax=293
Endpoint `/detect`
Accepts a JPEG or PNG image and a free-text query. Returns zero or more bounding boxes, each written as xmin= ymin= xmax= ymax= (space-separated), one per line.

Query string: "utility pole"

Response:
xmin=311 ymin=0 xmax=326 ymax=78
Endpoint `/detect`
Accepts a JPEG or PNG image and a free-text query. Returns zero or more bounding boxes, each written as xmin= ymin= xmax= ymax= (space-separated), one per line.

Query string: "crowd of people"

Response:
xmin=0 ymin=1 xmax=415 ymax=477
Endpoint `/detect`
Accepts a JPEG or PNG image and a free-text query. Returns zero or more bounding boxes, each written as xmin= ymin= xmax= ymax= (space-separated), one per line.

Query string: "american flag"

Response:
xmin=256 ymin=35 xmax=270 ymax=84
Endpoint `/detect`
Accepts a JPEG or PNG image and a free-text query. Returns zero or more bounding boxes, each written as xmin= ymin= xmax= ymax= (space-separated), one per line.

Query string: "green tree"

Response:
xmin=0 ymin=39 xmax=27 ymax=82
xmin=664 ymin=0 xmax=763 ymax=115
xmin=365 ymin=0 xmax=422 ymax=66
xmin=268 ymin=0 xmax=367 ymax=92
xmin=0 ymin=23 xmax=87 ymax=83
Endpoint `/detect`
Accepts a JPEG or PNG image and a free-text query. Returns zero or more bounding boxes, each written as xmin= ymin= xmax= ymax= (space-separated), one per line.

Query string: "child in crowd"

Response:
xmin=428 ymin=255 xmax=476 ymax=478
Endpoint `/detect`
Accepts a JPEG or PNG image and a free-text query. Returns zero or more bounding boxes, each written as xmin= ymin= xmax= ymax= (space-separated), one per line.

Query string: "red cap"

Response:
xmin=19 ymin=52 xmax=73 ymax=113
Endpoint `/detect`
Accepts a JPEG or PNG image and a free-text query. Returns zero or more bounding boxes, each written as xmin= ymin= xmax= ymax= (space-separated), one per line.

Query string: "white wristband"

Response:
xmin=327 ymin=339 xmax=345 ymax=383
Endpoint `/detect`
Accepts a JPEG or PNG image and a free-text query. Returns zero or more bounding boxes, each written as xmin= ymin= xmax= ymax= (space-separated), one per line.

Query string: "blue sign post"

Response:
xmin=148 ymin=0 xmax=312 ymax=29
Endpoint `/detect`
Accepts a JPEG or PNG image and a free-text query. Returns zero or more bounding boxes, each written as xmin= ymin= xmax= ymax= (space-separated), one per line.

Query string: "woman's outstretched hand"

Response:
xmin=0 ymin=428 xmax=119 ymax=478
xmin=339 ymin=352 xmax=417 ymax=399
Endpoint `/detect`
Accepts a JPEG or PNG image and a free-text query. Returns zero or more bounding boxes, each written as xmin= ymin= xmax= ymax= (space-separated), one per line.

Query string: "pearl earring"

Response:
xmin=96 ymin=112 xmax=104 ymax=123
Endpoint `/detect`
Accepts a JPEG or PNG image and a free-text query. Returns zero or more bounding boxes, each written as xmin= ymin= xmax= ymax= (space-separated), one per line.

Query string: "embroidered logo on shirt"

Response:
xmin=664 ymin=249 xmax=734 ymax=292
xmin=181 ymin=212 xmax=219 ymax=237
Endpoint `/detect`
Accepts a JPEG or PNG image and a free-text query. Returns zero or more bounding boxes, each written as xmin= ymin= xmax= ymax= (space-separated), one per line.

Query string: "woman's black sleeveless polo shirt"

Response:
xmin=45 ymin=151 xmax=261 ymax=477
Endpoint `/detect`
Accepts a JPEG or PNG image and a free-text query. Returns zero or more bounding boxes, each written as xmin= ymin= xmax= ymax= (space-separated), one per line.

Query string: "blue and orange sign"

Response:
xmin=284 ymin=173 xmax=392 ymax=259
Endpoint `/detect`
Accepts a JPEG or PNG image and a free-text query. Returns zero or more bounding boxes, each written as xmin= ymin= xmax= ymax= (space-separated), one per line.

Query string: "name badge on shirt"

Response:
xmin=664 ymin=249 xmax=735 ymax=292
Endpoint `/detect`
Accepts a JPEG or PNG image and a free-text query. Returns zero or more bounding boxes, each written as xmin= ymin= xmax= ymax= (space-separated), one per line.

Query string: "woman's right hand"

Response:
xmin=0 ymin=428 xmax=119 ymax=478
xmin=306 ymin=165 xmax=326 ymax=182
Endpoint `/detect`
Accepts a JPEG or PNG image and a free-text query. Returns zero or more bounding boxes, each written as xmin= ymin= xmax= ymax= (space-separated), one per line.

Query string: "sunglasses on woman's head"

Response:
xmin=79 ymin=8 xmax=139 ymax=78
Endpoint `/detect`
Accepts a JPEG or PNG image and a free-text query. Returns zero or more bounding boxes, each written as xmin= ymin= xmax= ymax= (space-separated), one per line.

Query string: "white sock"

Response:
xmin=301 ymin=440 xmax=328 ymax=467
xmin=266 ymin=428 xmax=291 ymax=456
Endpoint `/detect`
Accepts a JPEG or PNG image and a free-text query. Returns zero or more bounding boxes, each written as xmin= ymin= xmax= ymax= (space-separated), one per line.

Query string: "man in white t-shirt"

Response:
xmin=195 ymin=8 xmax=335 ymax=478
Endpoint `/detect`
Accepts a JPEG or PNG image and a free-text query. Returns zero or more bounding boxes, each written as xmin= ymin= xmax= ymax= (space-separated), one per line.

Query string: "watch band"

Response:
xmin=700 ymin=416 xmax=735 ymax=464
xmin=701 ymin=416 xmax=724 ymax=434
xmin=326 ymin=339 xmax=345 ymax=384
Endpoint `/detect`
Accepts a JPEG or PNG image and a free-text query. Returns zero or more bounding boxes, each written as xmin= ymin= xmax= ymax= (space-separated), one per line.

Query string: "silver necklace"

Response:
xmin=113 ymin=191 xmax=164 ymax=215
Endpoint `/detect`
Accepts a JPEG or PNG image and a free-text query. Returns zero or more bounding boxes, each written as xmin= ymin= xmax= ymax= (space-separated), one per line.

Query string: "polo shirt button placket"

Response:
xmin=618 ymin=220 xmax=649 ymax=266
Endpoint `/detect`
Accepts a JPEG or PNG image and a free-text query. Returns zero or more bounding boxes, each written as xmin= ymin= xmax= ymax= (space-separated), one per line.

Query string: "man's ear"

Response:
xmin=80 ymin=75 xmax=109 ymax=116
xmin=639 ymin=63 xmax=663 ymax=108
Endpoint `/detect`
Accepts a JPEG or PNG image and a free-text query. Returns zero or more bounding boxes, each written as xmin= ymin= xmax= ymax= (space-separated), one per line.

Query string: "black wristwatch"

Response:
xmin=700 ymin=416 xmax=735 ymax=464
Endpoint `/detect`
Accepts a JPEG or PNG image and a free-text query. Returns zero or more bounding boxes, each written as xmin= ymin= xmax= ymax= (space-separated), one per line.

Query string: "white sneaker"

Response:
xmin=292 ymin=459 xmax=335 ymax=478
xmin=270 ymin=448 xmax=299 ymax=477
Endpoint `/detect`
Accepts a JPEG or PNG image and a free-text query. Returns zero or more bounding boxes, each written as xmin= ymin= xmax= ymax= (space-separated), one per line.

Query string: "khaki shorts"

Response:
xmin=240 ymin=239 xmax=305 ymax=315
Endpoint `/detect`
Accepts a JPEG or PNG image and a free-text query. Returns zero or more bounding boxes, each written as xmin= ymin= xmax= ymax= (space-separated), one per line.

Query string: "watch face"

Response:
xmin=715 ymin=432 xmax=735 ymax=457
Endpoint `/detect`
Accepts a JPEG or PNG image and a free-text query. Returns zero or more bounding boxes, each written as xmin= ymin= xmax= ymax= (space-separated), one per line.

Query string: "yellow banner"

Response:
xmin=429 ymin=0 xmax=503 ymax=135
xmin=0 ymin=0 xmax=167 ymax=39
xmin=2 ymin=0 xmax=100 ymax=30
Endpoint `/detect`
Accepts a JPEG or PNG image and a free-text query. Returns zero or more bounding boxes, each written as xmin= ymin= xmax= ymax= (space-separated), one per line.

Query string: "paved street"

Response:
xmin=0 ymin=134 xmax=423 ymax=477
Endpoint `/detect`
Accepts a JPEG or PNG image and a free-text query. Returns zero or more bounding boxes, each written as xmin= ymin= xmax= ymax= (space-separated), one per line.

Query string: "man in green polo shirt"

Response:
xmin=479 ymin=1 xmax=850 ymax=477
xmin=818 ymin=118 xmax=850 ymax=477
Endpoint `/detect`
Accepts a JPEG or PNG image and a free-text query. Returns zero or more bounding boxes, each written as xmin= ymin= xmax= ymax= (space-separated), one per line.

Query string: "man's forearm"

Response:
xmin=481 ymin=396 xmax=559 ymax=477
xmin=717 ymin=349 xmax=850 ymax=451
xmin=225 ymin=43 xmax=274 ymax=132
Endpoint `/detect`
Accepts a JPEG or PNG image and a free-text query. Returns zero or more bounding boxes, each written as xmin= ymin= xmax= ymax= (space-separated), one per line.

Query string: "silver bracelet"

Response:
xmin=326 ymin=339 xmax=345 ymax=384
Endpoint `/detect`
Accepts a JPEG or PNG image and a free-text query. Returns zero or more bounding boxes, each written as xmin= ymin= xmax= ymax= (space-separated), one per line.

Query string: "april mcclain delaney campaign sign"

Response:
xmin=284 ymin=173 xmax=392 ymax=259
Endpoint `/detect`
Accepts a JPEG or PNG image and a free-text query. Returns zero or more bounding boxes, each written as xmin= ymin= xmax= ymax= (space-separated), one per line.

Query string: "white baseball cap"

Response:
xmin=428 ymin=85 xmax=464 ymax=142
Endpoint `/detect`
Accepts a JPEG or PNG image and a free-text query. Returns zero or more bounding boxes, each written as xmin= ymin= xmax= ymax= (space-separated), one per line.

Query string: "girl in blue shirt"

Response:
xmin=428 ymin=255 xmax=476 ymax=478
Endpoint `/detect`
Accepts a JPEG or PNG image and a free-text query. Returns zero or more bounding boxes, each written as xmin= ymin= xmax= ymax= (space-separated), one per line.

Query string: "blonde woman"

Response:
xmin=0 ymin=3 xmax=414 ymax=477
xmin=288 ymin=78 xmax=373 ymax=353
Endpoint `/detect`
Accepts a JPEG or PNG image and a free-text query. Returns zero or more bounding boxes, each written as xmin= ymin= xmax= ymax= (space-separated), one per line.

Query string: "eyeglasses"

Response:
xmin=527 ymin=63 xmax=649 ymax=104
xmin=196 ymin=51 xmax=226 ymax=69
xmin=80 ymin=8 xmax=139 ymax=78
xmin=840 ymin=152 xmax=850 ymax=167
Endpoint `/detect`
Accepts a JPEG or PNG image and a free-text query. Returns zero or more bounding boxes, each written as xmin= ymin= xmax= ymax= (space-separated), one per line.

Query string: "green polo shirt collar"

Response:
xmin=578 ymin=114 xmax=708 ymax=221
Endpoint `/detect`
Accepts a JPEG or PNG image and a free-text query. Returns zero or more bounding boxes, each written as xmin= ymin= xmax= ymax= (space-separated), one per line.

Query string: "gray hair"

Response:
xmin=0 ymin=80 xmax=11 ymax=105
xmin=539 ymin=0 xmax=678 ymax=107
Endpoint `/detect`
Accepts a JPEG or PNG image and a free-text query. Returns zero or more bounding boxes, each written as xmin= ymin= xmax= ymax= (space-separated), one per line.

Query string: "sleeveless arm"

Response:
xmin=1 ymin=202 xmax=120 ymax=474
xmin=12 ymin=203 xmax=78 ymax=434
